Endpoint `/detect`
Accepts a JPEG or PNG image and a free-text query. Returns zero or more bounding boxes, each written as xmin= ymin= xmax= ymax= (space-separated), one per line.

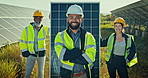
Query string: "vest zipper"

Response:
xmin=37 ymin=28 xmax=39 ymax=57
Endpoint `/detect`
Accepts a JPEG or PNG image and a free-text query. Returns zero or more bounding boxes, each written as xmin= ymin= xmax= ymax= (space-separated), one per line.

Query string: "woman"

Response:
xmin=101 ymin=17 xmax=137 ymax=78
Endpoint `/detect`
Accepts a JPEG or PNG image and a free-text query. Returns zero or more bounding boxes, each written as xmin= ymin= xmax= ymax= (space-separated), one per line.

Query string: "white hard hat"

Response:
xmin=66 ymin=4 xmax=84 ymax=18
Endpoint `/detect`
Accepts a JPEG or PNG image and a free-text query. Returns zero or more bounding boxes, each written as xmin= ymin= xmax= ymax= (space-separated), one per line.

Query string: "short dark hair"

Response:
xmin=114 ymin=22 xmax=124 ymax=27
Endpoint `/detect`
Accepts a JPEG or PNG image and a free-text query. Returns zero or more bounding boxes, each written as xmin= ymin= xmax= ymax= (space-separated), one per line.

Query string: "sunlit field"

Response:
xmin=0 ymin=36 xmax=50 ymax=78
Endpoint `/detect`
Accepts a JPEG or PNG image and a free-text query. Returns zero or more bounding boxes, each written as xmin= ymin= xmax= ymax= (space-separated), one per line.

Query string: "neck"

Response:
xmin=69 ymin=27 xmax=79 ymax=34
xmin=116 ymin=32 xmax=122 ymax=37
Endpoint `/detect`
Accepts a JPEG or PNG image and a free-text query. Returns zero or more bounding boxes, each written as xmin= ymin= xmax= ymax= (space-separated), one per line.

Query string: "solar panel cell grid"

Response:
xmin=0 ymin=34 xmax=8 ymax=45
xmin=0 ymin=29 xmax=18 ymax=41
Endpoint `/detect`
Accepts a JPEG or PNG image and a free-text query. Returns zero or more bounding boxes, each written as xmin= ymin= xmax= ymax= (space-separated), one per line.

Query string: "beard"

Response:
xmin=68 ymin=22 xmax=80 ymax=30
xmin=34 ymin=21 xmax=41 ymax=27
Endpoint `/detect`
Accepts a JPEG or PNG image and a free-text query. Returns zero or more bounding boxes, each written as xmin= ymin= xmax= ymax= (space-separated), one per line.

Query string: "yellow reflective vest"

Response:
xmin=106 ymin=33 xmax=138 ymax=67
xmin=54 ymin=29 xmax=96 ymax=76
xmin=20 ymin=23 xmax=49 ymax=54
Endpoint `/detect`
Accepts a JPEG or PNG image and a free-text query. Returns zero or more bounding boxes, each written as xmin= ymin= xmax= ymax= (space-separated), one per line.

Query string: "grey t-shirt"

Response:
xmin=113 ymin=40 xmax=125 ymax=56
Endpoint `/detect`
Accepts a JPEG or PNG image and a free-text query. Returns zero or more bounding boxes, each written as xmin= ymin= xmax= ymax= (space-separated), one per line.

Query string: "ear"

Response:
xmin=49 ymin=14 xmax=50 ymax=19
xmin=66 ymin=18 xmax=69 ymax=22
xmin=80 ymin=18 xmax=83 ymax=23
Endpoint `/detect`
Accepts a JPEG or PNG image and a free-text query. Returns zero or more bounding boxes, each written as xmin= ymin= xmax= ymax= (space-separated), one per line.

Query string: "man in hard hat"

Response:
xmin=54 ymin=4 xmax=96 ymax=78
xmin=20 ymin=10 xmax=49 ymax=78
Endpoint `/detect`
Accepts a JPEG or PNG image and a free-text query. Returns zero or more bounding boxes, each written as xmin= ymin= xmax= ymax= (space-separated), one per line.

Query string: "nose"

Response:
xmin=71 ymin=19 xmax=78 ymax=23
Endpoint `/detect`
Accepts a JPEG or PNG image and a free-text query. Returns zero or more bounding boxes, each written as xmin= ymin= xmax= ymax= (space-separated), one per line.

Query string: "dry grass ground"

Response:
xmin=0 ymin=36 xmax=50 ymax=78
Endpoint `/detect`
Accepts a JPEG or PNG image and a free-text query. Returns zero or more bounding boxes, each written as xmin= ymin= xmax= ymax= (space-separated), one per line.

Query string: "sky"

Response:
xmin=0 ymin=0 xmax=140 ymax=14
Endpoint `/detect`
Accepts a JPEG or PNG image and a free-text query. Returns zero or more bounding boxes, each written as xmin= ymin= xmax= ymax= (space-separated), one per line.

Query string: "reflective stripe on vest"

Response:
xmin=21 ymin=48 xmax=28 ymax=52
xmin=127 ymin=53 xmax=138 ymax=67
xmin=61 ymin=63 xmax=73 ymax=70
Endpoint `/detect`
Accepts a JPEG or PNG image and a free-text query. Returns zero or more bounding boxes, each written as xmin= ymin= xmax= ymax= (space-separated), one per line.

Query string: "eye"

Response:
xmin=68 ymin=16 xmax=81 ymax=19
xmin=68 ymin=16 xmax=73 ymax=19
xmin=75 ymin=16 xmax=81 ymax=19
xmin=114 ymin=25 xmax=117 ymax=27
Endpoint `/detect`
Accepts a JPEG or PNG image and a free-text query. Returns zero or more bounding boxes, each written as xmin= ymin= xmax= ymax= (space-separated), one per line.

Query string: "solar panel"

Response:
xmin=12 ymin=18 xmax=27 ymax=27
xmin=0 ymin=34 xmax=9 ymax=45
xmin=50 ymin=3 xmax=100 ymax=78
xmin=0 ymin=28 xmax=18 ymax=41
xmin=111 ymin=0 xmax=148 ymax=26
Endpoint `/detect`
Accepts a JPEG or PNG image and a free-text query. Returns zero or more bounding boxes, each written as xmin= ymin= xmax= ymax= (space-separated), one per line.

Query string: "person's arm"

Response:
xmin=20 ymin=28 xmax=30 ymax=57
xmin=63 ymin=48 xmax=83 ymax=60
xmin=100 ymin=36 xmax=109 ymax=47
xmin=127 ymin=38 xmax=136 ymax=62
xmin=54 ymin=32 xmax=82 ymax=61
xmin=70 ymin=33 xmax=96 ymax=65
xmin=69 ymin=54 xmax=88 ymax=65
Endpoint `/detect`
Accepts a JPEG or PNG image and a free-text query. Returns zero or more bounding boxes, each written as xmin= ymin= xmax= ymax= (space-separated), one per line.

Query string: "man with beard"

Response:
xmin=20 ymin=10 xmax=49 ymax=78
xmin=54 ymin=4 xmax=96 ymax=78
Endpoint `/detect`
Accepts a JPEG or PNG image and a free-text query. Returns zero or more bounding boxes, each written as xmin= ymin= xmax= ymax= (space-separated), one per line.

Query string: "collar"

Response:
xmin=30 ymin=22 xmax=43 ymax=31
xmin=68 ymin=27 xmax=81 ymax=34
xmin=113 ymin=33 xmax=129 ymax=38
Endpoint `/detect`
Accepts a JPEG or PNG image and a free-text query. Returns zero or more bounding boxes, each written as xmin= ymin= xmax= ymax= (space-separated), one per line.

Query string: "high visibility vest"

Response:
xmin=106 ymin=33 xmax=138 ymax=67
xmin=54 ymin=29 xmax=96 ymax=72
xmin=20 ymin=24 xmax=49 ymax=54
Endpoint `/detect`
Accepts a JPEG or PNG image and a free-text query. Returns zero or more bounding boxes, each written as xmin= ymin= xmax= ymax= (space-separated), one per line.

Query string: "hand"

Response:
xmin=126 ymin=59 xmax=129 ymax=64
xmin=22 ymin=51 xmax=30 ymax=57
xmin=82 ymin=50 xmax=85 ymax=53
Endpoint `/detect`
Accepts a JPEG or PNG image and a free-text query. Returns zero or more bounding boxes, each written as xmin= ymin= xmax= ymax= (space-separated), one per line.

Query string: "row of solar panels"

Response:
xmin=111 ymin=0 xmax=148 ymax=27
xmin=0 ymin=3 xmax=49 ymax=47
xmin=0 ymin=3 xmax=49 ymax=17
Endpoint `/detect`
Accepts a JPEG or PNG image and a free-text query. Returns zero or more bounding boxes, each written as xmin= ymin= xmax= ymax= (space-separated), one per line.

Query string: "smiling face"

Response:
xmin=67 ymin=14 xmax=83 ymax=30
xmin=114 ymin=23 xmax=124 ymax=34
xmin=34 ymin=16 xmax=42 ymax=23
xmin=34 ymin=16 xmax=43 ymax=26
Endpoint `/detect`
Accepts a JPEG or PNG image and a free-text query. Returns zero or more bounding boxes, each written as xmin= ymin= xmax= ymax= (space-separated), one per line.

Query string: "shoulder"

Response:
xmin=43 ymin=25 xmax=49 ymax=28
xmin=57 ymin=29 xmax=66 ymax=35
xmin=23 ymin=26 xmax=29 ymax=31
xmin=25 ymin=23 xmax=33 ymax=29
xmin=86 ymin=31 xmax=91 ymax=35
xmin=85 ymin=31 xmax=96 ymax=41
xmin=123 ymin=33 xmax=134 ymax=40
xmin=85 ymin=31 xmax=94 ymax=38
xmin=108 ymin=33 xmax=115 ymax=38
xmin=80 ymin=28 xmax=91 ymax=35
